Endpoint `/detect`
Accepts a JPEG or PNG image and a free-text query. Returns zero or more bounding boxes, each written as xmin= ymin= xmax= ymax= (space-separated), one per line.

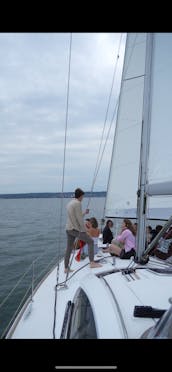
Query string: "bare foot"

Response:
xmin=102 ymin=248 xmax=109 ymax=253
xmin=64 ymin=268 xmax=74 ymax=273
xmin=90 ymin=262 xmax=102 ymax=268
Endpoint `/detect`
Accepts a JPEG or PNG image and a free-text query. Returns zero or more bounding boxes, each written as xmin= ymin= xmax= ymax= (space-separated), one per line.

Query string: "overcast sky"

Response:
xmin=0 ymin=32 xmax=126 ymax=194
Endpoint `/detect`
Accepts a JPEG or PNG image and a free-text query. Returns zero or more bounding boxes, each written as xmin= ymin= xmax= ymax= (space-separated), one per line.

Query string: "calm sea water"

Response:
xmin=0 ymin=196 xmax=109 ymax=338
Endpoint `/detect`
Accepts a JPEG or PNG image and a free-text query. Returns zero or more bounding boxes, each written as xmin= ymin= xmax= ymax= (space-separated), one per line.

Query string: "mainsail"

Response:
xmin=147 ymin=33 xmax=172 ymax=219
xmin=105 ymin=33 xmax=172 ymax=221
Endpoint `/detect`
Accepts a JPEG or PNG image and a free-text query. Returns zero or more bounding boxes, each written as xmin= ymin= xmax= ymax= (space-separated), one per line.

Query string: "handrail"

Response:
xmin=0 ymin=263 xmax=33 ymax=311
xmin=0 ymin=249 xmax=61 ymax=339
xmin=1 ymin=285 xmax=32 ymax=339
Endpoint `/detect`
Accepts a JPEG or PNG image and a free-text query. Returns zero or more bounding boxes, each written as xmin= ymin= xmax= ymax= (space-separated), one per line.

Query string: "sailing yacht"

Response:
xmin=4 ymin=33 xmax=172 ymax=340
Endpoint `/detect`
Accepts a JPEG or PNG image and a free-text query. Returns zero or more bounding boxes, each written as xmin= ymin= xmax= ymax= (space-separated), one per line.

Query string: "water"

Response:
xmin=0 ymin=196 xmax=107 ymax=338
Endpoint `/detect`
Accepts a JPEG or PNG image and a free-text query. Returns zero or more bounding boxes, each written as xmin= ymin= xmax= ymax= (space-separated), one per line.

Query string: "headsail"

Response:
xmin=105 ymin=33 xmax=147 ymax=218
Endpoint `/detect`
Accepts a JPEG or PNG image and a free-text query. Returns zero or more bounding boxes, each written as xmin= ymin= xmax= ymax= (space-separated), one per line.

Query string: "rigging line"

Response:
xmin=92 ymin=97 xmax=119 ymax=190
xmin=98 ymin=97 xmax=120 ymax=226
xmin=100 ymin=34 xmax=138 ymax=221
xmin=34 ymin=255 xmax=58 ymax=284
xmin=90 ymin=34 xmax=122 ymax=190
xmin=61 ymin=33 xmax=72 ymax=196
xmin=0 ymin=262 xmax=33 ymax=311
xmin=0 ymin=248 xmax=58 ymax=323
xmin=1 ymin=284 xmax=32 ymax=339
xmin=53 ymin=261 xmax=91 ymax=338
xmin=87 ymin=94 xmax=119 ymax=216
xmin=57 ymin=32 xmax=72 ymax=260
xmin=92 ymin=34 xmax=123 ymax=185
xmin=56 ymin=254 xmax=108 ymax=287
xmin=87 ymin=33 xmax=123 ymax=208
xmin=101 ymin=35 xmax=138 ymax=222
xmin=100 ymin=98 xmax=120 ymax=227
xmin=53 ymin=33 xmax=73 ymax=339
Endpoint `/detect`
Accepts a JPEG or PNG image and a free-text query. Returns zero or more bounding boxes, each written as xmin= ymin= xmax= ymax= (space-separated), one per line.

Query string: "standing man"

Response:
xmin=65 ymin=188 xmax=102 ymax=272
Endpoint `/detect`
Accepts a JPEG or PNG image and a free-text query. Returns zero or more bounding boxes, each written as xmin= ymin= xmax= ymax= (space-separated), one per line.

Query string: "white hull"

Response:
xmin=6 ymin=245 xmax=172 ymax=339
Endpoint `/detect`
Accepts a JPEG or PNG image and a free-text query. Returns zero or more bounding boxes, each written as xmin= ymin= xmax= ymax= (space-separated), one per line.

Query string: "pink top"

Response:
xmin=116 ymin=228 xmax=136 ymax=253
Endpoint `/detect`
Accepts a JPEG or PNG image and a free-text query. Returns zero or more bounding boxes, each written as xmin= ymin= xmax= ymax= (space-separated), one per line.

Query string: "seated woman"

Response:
xmin=82 ymin=217 xmax=100 ymax=257
xmin=102 ymin=219 xmax=114 ymax=244
xmin=104 ymin=218 xmax=136 ymax=259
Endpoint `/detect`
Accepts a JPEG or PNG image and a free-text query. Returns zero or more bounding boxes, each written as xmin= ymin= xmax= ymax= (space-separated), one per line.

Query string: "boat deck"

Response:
xmin=7 ymin=246 xmax=172 ymax=339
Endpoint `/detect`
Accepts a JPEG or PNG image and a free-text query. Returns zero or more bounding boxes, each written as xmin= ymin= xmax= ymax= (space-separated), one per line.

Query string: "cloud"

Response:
xmin=0 ymin=32 xmax=126 ymax=193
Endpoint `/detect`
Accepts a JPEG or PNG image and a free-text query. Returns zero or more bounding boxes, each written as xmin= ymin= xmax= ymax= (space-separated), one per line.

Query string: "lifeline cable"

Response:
xmin=53 ymin=33 xmax=72 ymax=339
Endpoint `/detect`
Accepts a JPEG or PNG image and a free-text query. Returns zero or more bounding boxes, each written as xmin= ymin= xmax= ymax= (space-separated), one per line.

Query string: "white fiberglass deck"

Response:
xmin=7 ymin=248 xmax=172 ymax=339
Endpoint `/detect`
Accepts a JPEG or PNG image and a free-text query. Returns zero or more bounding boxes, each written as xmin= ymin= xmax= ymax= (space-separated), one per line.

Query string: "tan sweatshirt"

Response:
xmin=66 ymin=198 xmax=86 ymax=232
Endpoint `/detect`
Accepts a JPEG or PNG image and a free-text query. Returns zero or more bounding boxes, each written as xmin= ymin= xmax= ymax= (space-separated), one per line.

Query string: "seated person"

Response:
xmin=145 ymin=225 xmax=153 ymax=247
xmin=82 ymin=217 xmax=100 ymax=257
xmin=151 ymin=225 xmax=172 ymax=260
xmin=85 ymin=218 xmax=91 ymax=230
xmin=75 ymin=218 xmax=91 ymax=250
xmin=102 ymin=219 xmax=113 ymax=244
xmin=103 ymin=218 xmax=136 ymax=259
xmin=133 ymin=222 xmax=138 ymax=235
xmin=150 ymin=224 xmax=163 ymax=242
xmin=87 ymin=217 xmax=100 ymax=237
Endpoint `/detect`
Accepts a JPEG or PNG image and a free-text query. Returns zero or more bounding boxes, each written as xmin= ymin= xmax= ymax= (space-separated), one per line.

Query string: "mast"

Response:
xmin=135 ymin=33 xmax=154 ymax=262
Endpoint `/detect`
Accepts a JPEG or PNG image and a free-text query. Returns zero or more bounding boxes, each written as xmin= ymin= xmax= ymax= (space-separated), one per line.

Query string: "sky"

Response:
xmin=0 ymin=32 xmax=126 ymax=194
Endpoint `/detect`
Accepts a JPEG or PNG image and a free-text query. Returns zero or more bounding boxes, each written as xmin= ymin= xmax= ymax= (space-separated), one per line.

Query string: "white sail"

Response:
xmin=146 ymin=33 xmax=172 ymax=219
xmin=106 ymin=33 xmax=172 ymax=220
xmin=105 ymin=33 xmax=147 ymax=218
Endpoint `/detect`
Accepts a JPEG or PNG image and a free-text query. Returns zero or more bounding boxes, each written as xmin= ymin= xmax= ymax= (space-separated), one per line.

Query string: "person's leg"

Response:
xmin=120 ymin=248 xmax=136 ymax=259
xmin=79 ymin=232 xmax=94 ymax=260
xmin=79 ymin=232 xmax=102 ymax=268
xmin=93 ymin=237 xmax=98 ymax=254
xmin=82 ymin=243 xmax=88 ymax=257
xmin=109 ymin=243 xmax=122 ymax=256
xmin=65 ymin=230 xmax=78 ymax=270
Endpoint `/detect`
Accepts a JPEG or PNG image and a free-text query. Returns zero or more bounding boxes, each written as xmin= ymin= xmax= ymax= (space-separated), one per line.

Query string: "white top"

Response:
xmin=66 ymin=198 xmax=86 ymax=231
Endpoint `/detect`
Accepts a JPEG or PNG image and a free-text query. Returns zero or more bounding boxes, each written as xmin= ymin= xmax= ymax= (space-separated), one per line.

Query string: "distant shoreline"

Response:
xmin=0 ymin=191 xmax=106 ymax=199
